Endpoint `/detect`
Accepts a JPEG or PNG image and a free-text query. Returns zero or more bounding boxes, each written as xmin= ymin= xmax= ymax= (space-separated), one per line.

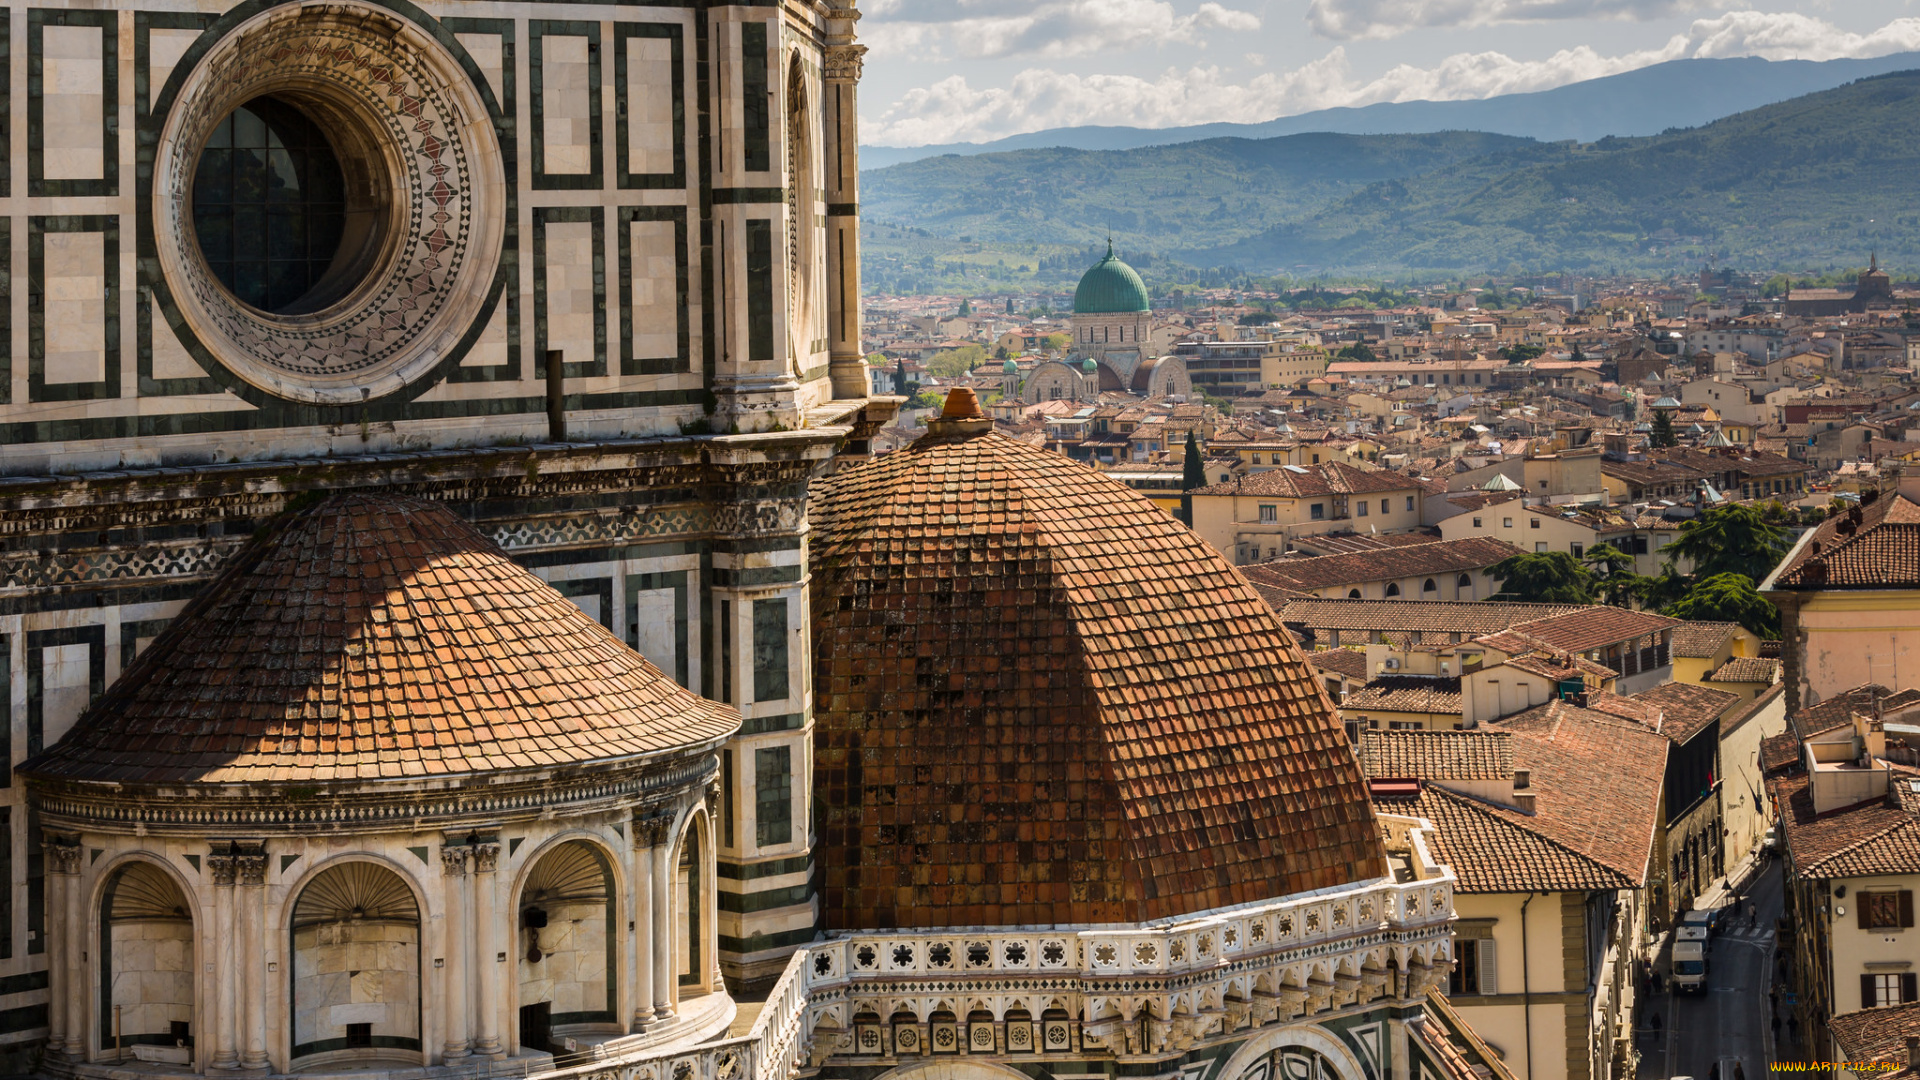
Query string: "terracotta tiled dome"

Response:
xmin=21 ymin=494 xmax=737 ymax=786
xmin=809 ymin=404 xmax=1387 ymax=929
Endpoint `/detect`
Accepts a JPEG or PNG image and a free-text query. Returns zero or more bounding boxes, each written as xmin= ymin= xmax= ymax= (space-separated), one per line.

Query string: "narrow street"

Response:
xmin=1642 ymin=856 xmax=1784 ymax=1080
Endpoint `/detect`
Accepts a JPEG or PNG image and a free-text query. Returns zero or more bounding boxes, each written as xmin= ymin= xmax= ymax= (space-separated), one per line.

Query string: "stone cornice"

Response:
xmin=28 ymin=749 xmax=722 ymax=838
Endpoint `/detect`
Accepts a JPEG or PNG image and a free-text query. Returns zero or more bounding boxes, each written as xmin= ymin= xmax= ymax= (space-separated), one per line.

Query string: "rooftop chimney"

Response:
xmin=925 ymin=387 xmax=993 ymax=440
xmin=1907 ymin=1035 xmax=1918 ymax=1073
xmin=1513 ymin=791 xmax=1537 ymax=814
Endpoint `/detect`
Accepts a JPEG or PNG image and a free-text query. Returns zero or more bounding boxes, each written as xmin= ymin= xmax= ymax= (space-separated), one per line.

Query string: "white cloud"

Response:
xmin=862 ymin=0 xmax=1260 ymax=60
xmin=863 ymin=11 xmax=1920 ymax=145
xmin=1306 ymin=0 xmax=1703 ymax=42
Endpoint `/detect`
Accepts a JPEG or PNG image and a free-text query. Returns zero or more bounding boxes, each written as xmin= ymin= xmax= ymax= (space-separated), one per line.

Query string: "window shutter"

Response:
xmin=1860 ymin=898 xmax=1872 ymax=931
xmin=1476 ymin=938 xmax=1499 ymax=995
xmin=1864 ymin=973 xmax=1878 ymax=1010
xmin=1905 ymin=973 xmax=1918 ymax=1005
xmin=1902 ymin=891 xmax=1914 ymax=928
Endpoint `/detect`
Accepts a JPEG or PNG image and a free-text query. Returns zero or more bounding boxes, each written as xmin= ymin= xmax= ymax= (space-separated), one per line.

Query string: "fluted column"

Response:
xmin=42 ymin=839 xmax=80 ymax=1055
xmin=633 ymin=815 xmax=670 ymax=1028
xmin=471 ymin=843 xmax=503 ymax=1058
xmin=207 ymin=847 xmax=240 ymax=1069
xmin=822 ymin=11 xmax=868 ymax=400
xmin=440 ymin=845 xmax=471 ymax=1060
xmin=650 ymin=825 xmax=677 ymax=1019
xmin=237 ymin=845 xmax=268 ymax=1069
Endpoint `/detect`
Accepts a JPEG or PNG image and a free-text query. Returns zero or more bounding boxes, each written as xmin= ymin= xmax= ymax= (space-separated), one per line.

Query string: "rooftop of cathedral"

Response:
xmin=807 ymin=387 xmax=1386 ymax=928
xmin=20 ymin=494 xmax=738 ymax=787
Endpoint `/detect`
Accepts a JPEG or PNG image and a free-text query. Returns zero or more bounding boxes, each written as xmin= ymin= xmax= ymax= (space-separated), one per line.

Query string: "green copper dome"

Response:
xmin=1073 ymin=241 xmax=1150 ymax=314
xmin=1003 ymin=358 xmax=1019 ymax=373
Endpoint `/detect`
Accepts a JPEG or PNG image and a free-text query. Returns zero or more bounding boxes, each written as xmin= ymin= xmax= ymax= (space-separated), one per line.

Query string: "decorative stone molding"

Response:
xmin=148 ymin=0 xmax=506 ymax=405
xmin=208 ymin=852 xmax=238 ymax=887
xmin=236 ymin=843 xmax=269 ymax=886
xmin=635 ymin=812 xmax=675 ymax=849
xmin=43 ymin=839 xmax=82 ymax=876
xmin=823 ymin=44 xmax=866 ymax=82
xmin=471 ymin=842 xmax=500 ymax=874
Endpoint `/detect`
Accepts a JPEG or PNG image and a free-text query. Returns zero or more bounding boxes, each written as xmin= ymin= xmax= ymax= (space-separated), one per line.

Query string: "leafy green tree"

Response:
xmin=1649 ymin=409 xmax=1678 ymax=448
xmin=1041 ymin=332 xmax=1071 ymax=351
xmin=1581 ymin=543 xmax=1650 ymax=606
xmin=1661 ymin=573 xmax=1781 ymax=639
xmin=1498 ymin=344 xmax=1545 ymax=362
xmin=1336 ymin=343 xmax=1376 ymax=362
xmin=1665 ymin=503 xmax=1788 ymax=583
xmin=926 ymin=344 xmax=987 ymax=378
xmin=1486 ymin=551 xmax=1596 ymax=603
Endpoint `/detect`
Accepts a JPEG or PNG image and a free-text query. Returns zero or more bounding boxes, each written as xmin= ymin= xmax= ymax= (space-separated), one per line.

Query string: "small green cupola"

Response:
xmin=1072 ymin=240 xmax=1150 ymax=315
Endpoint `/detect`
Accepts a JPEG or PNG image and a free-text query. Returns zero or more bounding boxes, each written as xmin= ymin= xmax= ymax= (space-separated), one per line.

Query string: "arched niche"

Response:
xmin=99 ymin=861 xmax=196 ymax=1062
xmin=674 ymin=810 xmax=716 ymax=999
xmin=288 ymin=862 xmax=422 ymax=1068
xmin=515 ymin=840 xmax=616 ymax=1049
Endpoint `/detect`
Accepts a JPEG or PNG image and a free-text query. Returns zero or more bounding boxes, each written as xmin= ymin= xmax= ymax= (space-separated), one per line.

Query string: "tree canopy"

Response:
xmin=1487 ymin=551 xmax=1595 ymax=604
xmin=1665 ymin=503 xmax=1789 ymax=583
xmin=1649 ymin=409 xmax=1678 ymax=448
xmin=1661 ymin=573 xmax=1781 ymax=639
xmin=1335 ymin=343 xmax=1376 ymax=362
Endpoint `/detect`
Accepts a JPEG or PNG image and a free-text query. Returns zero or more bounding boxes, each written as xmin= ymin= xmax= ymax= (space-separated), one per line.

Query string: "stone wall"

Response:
xmin=290 ymin=921 xmax=423 ymax=1059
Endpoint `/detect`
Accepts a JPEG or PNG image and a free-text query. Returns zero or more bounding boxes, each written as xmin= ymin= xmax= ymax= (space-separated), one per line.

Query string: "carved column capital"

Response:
xmin=471 ymin=842 xmax=500 ymax=874
xmin=824 ymin=44 xmax=867 ymax=83
xmin=635 ymin=811 xmax=674 ymax=849
xmin=441 ymin=845 xmax=471 ymax=878
xmin=208 ymin=852 xmax=238 ymax=887
xmin=43 ymin=839 xmax=82 ymax=876
xmin=236 ymin=855 xmax=268 ymax=887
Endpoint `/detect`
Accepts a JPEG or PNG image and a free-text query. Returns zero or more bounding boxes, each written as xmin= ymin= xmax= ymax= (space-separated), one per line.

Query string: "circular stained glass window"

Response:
xmin=191 ymin=96 xmax=347 ymax=315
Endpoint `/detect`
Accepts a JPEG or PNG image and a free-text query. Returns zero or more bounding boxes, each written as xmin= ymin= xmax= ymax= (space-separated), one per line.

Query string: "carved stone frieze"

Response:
xmin=823 ymin=44 xmax=866 ymax=82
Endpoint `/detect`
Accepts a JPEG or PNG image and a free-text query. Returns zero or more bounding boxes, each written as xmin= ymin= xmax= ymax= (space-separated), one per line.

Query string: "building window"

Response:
xmin=1385 ymin=583 xmax=1400 ymax=597
xmin=1312 ymin=454 xmax=1320 ymax=464
xmin=1503 ymin=517 xmax=1514 ymax=528
xmin=1310 ymin=503 xmax=1326 ymax=521
xmin=1472 ymin=517 xmax=1482 ymax=528
xmin=1451 ymin=938 xmax=1497 ymax=995
xmin=1530 ymin=518 xmax=1541 ymax=529
xmin=1348 ymin=589 xmax=1362 ymax=598
xmin=1535 ymin=542 xmax=1547 ymax=553
xmin=1423 ymin=578 xmax=1437 ymax=594
xmin=754 ymin=746 xmax=793 ymax=847
xmin=722 ymin=750 xmax=736 ymax=848
xmin=1407 ymin=496 xmax=1416 ymax=511
xmin=752 ymin=597 xmax=790 ymax=702
xmin=1859 ymin=891 xmax=1914 ymax=930
xmin=1380 ymin=499 xmax=1390 ymax=514
xmin=1358 ymin=501 xmax=1369 ymax=517
xmin=1571 ymin=543 xmax=1584 ymax=559
xmin=1389 ymin=720 xmax=1421 ymax=730
xmin=1251 ymin=454 xmax=1262 ymax=465
xmin=1867 ymin=972 xmax=1918 ymax=1008
xmin=1458 ymin=573 xmax=1473 ymax=590
xmin=1259 ymin=504 xmax=1277 ymax=523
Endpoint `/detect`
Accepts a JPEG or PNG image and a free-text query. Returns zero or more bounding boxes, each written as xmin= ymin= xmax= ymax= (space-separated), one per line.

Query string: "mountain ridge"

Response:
xmin=860 ymin=52 xmax=1920 ymax=171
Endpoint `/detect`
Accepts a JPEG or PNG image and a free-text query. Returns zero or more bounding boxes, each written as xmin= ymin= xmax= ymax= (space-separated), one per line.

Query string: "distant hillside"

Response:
xmin=1199 ymin=70 xmax=1920 ymax=273
xmin=862 ymin=72 xmax=1920 ymax=276
xmin=860 ymin=52 xmax=1920 ymax=169
xmin=862 ymin=131 xmax=1541 ymax=254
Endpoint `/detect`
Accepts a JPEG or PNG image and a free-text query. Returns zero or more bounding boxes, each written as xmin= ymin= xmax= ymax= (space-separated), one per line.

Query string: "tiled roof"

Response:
xmin=1374 ymin=784 xmax=1640 ymax=892
xmin=1669 ymin=621 xmax=1740 ymax=659
xmin=1417 ymin=990 xmax=1520 ymax=1080
xmin=18 ymin=495 xmax=739 ymax=786
xmin=1291 ymin=531 xmax=1452 ymax=556
xmin=1345 ymin=676 xmax=1464 ymax=714
xmin=1710 ymin=656 xmax=1782 ymax=684
xmin=1502 ymin=651 xmax=1617 ymax=681
xmin=1485 ymin=607 xmax=1681 ymax=655
xmin=1769 ymin=494 xmax=1920 ymax=589
xmin=1242 ymin=537 xmax=1522 ymax=594
xmin=1760 ymin=730 xmax=1801 ymax=774
xmin=1307 ymin=648 xmax=1370 ymax=681
xmin=1829 ymin=1003 xmax=1920 ymax=1080
xmin=1274 ymin=598 xmax=1585 ymax=639
xmin=1360 ymin=729 xmax=1512 ymax=780
xmin=808 ymin=420 xmax=1387 ymax=929
xmin=1772 ymin=771 xmax=1920 ymax=878
xmin=1632 ymin=681 xmax=1741 ymax=744
xmin=1189 ymin=460 xmax=1421 ymax=498
xmin=1793 ymin=684 xmax=1902 ymax=740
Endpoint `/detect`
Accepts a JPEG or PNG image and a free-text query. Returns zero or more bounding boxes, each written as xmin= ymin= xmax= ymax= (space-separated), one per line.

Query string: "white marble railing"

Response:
xmin=536 ymin=823 xmax=1456 ymax=1080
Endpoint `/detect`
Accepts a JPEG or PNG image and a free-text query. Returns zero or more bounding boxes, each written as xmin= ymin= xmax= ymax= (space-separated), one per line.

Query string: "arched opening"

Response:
xmin=1347 ymin=589 xmax=1361 ymax=599
xmin=1457 ymin=573 xmax=1473 ymax=592
xmin=289 ymin=862 xmax=421 ymax=1069
xmin=1004 ymin=1008 xmax=1034 ymax=1054
xmin=99 ymin=862 xmax=195 ymax=1063
xmin=675 ymin=821 xmax=705 ymax=997
xmin=516 ymin=841 xmax=616 ymax=1052
xmin=1422 ymin=578 xmax=1437 ymax=594
xmin=1384 ymin=583 xmax=1401 ymax=598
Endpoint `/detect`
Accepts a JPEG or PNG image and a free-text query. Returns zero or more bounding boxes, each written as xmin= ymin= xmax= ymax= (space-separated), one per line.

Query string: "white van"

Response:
xmin=1672 ymin=934 xmax=1708 ymax=993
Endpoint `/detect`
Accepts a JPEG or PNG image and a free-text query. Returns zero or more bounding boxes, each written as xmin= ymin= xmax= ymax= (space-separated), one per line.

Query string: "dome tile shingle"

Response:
xmin=20 ymin=494 xmax=737 ymax=787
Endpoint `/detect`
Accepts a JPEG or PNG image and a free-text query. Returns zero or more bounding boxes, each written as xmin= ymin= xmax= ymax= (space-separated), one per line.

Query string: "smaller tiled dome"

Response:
xmin=21 ymin=494 xmax=737 ymax=787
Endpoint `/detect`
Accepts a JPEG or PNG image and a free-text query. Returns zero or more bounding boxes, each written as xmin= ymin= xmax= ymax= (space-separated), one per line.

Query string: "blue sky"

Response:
xmin=856 ymin=0 xmax=1920 ymax=145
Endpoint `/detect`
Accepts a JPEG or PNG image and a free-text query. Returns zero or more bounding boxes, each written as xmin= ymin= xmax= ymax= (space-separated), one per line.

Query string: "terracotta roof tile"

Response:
xmin=19 ymin=495 xmax=737 ymax=786
xmin=1489 ymin=607 xmax=1681 ymax=655
xmin=1189 ymin=460 xmax=1421 ymax=498
xmin=1771 ymin=494 xmax=1920 ymax=589
xmin=809 ymin=423 xmax=1386 ymax=929
xmin=1632 ymin=681 xmax=1742 ymax=743
xmin=1710 ymin=656 xmax=1782 ymax=684
xmin=1274 ymin=598 xmax=1585 ymax=640
xmin=1307 ymin=648 xmax=1371 ymax=681
xmin=1829 ymin=1003 xmax=1920 ymax=1079
xmin=1772 ymin=771 xmax=1920 ymax=877
xmin=1670 ymin=621 xmax=1740 ymax=659
xmin=1345 ymin=676 xmax=1463 ymax=714
xmin=1241 ymin=537 xmax=1524 ymax=594
xmin=1360 ymin=730 xmax=1512 ymax=780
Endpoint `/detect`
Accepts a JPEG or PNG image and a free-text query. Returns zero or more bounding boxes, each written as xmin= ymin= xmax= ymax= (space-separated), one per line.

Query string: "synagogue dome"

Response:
xmin=1072 ymin=240 xmax=1151 ymax=314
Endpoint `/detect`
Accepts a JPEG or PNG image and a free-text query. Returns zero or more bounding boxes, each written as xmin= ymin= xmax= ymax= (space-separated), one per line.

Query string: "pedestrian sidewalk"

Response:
xmin=1695 ymin=844 xmax=1773 ymax=914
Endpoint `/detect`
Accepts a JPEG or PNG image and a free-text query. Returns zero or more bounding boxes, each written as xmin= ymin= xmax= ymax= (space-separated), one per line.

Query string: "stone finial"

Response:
xmin=925 ymin=387 xmax=992 ymax=440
